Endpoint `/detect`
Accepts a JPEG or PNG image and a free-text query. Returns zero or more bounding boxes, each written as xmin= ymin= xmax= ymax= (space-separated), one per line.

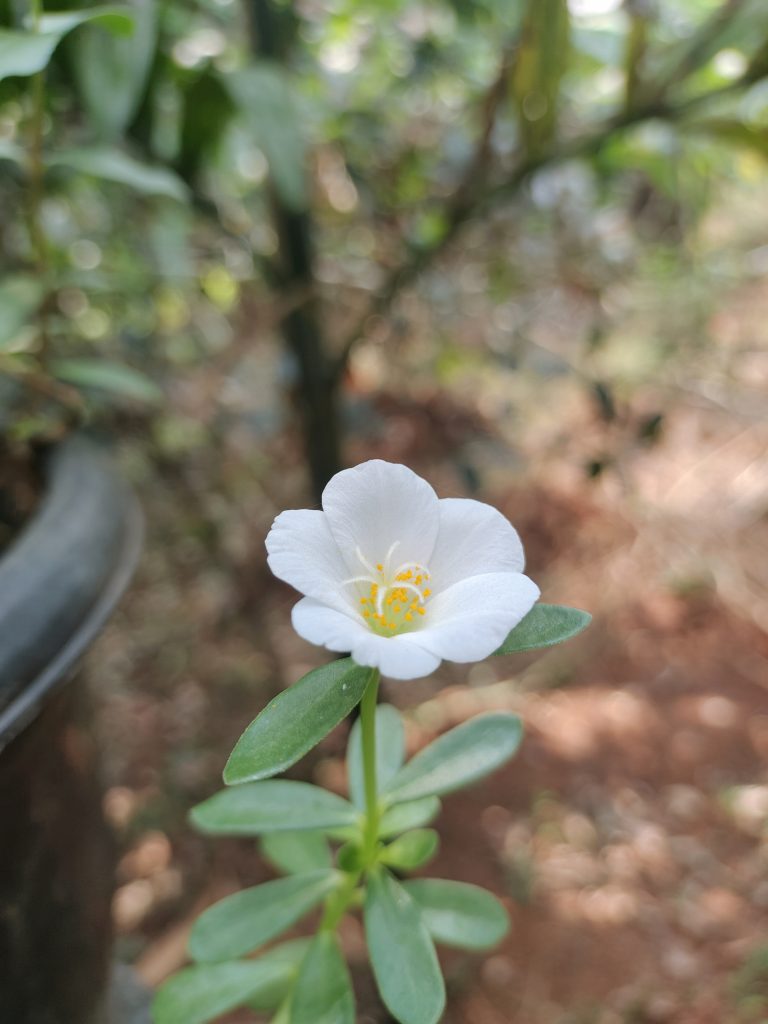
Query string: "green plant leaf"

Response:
xmin=404 ymin=879 xmax=510 ymax=951
xmin=0 ymin=31 xmax=62 ymax=80
xmin=347 ymin=703 xmax=405 ymax=809
xmin=365 ymin=870 xmax=445 ymax=1024
xmin=380 ymin=829 xmax=439 ymax=871
xmin=260 ymin=830 xmax=332 ymax=875
xmin=379 ymin=797 xmax=441 ymax=838
xmin=36 ymin=8 xmax=134 ymax=36
xmin=384 ymin=713 xmax=523 ymax=804
xmin=493 ymin=603 xmax=591 ymax=655
xmin=291 ymin=932 xmax=355 ymax=1024
xmin=50 ymin=358 xmax=161 ymax=402
xmin=226 ymin=63 xmax=308 ymax=211
xmin=49 ymin=146 xmax=188 ymax=201
xmin=191 ymin=780 xmax=358 ymax=836
xmin=0 ymin=8 xmax=133 ymax=82
xmin=73 ymin=0 xmax=156 ymax=139
xmin=336 ymin=839 xmax=364 ymax=873
xmin=225 ymin=660 xmax=371 ymax=785
xmin=152 ymin=939 xmax=309 ymax=1024
xmin=0 ymin=276 xmax=45 ymax=351
xmin=189 ymin=871 xmax=337 ymax=962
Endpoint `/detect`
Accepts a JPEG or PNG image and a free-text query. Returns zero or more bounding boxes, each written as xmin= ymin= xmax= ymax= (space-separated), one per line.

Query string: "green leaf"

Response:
xmin=189 ymin=871 xmax=337 ymax=962
xmin=379 ymin=797 xmax=441 ymax=838
xmin=365 ymin=870 xmax=445 ymax=1024
xmin=50 ymin=358 xmax=161 ymax=402
xmin=291 ymin=932 xmax=355 ymax=1024
xmin=49 ymin=146 xmax=188 ymax=201
xmin=226 ymin=63 xmax=308 ymax=211
xmin=0 ymin=31 xmax=61 ymax=80
xmin=0 ymin=8 xmax=133 ymax=82
xmin=493 ymin=604 xmax=591 ymax=655
xmin=404 ymin=879 xmax=510 ymax=951
xmin=73 ymin=0 xmax=156 ymax=139
xmin=36 ymin=8 xmax=134 ymax=36
xmin=336 ymin=840 xmax=364 ymax=873
xmin=0 ymin=276 xmax=45 ymax=351
xmin=191 ymin=780 xmax=358 ymax=836
xmin=380 ymin=829 xmax=439 ymax=871
xmin=347 ymin=703 xmax=405 ymax=809
xmin=225 ymin=660 xmax=371 ymax=785
xmin=261 ymin=830 xmax=332 ymax=876
xmin=384 ymin=713 xmax=523 ymax=804
xmin=152 ymin=940 xmax=309 ymax=1024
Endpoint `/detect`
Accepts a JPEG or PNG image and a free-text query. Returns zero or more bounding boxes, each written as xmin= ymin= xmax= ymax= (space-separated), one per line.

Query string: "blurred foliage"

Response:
xmin=0 ymin=0 xmax=767 ymax=483
xmin=730 ymin=944 xmax=768 ymax=1020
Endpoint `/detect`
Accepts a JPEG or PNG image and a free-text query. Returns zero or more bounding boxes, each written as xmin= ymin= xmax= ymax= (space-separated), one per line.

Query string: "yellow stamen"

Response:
xmin=355 ymin=550 xmax=434 ymax=636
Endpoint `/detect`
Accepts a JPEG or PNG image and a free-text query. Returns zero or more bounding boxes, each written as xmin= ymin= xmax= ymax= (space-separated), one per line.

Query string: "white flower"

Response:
xmin=265 ymin=460 xmax=540 ymax=680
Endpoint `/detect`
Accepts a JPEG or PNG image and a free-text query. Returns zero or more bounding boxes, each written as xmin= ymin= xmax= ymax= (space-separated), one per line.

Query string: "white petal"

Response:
xmin=292 ymin=598 xmax=442 ymax=681
xmin=266 ymin=509 xmax=352 ymax=614
xmin=347 ymin=631 xmax=441 ymax=681
xmin=291 ymin=597 xmax=366 ymax=651
xmin=321 ymin=461 xmax=440 ymax=574
xmin=409 ymin=572 xmax=540 ymax=663
xmin=429 ymin=498 xmax=525 ymax=592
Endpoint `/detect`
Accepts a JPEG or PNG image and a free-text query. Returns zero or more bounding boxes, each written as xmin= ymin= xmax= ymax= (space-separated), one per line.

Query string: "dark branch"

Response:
xmin=329 ymin=61 xmax=761 ymax=384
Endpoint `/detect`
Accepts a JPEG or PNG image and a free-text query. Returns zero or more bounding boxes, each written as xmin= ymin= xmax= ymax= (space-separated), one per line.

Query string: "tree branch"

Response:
xmin=649 ymin=0 xmax=748 ymax=100
xmin=329 ymin=65 xmax=761 ymax=384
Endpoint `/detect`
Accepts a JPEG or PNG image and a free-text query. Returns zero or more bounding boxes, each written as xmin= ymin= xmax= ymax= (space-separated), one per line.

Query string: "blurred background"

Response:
xmin=2 ymin=0 xmax=768 ymax=1020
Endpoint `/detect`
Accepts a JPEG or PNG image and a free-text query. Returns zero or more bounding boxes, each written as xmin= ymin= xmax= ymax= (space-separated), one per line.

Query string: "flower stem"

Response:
xmin=360 ymin=668 xmax=381 ymax=863
xmin=317 ymin=668 xmax=381 ymax=936
xmin=319 ymin=869 xmax=359 ymax=933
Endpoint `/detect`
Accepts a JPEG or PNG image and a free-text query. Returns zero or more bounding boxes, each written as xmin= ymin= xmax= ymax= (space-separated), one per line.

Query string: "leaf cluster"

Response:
xmin=154 ymin=604 xmax=590 ymax=1024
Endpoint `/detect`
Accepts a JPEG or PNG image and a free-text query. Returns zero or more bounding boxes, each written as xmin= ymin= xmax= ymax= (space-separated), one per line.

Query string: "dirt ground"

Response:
xmin=87 ymin=265 xmax=768 ymax=1023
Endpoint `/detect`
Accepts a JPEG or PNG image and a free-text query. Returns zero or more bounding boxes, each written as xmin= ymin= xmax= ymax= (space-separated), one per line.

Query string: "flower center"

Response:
xmin=342 ymin=542 xmax=432 ymax=637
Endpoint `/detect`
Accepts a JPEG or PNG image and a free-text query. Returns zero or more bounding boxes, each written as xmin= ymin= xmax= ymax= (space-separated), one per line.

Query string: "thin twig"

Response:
xmin=329 ymin=40 xmax=517 ymax=382
xmin=0 ymin=358 xmax=86 ymax=412
xmin=649 ymin=0 xmax=748 ymax=101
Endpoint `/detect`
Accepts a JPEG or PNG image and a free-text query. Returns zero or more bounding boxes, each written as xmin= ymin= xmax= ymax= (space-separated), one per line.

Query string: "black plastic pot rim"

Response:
xmin=0 ymin=436 xmax=143 ymax=748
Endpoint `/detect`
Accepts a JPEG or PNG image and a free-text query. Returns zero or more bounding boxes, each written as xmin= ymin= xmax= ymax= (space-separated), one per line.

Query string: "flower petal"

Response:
xmin=292 ymin=597 xmax=365 ymax=651
xmin=322 ymin=461 xmax=440 ymax=574
xmin=292 ymin=598 xmax=442 ymax=681
xmin=429 ymin=498 xmax=525 ymax=593
xmin=266 ymin=509 xmax=352 ymax=614
xmin=348 ymin=631 xmax=442 ymax=681
xmin=408 ymin=572 xmax=540 ymax=663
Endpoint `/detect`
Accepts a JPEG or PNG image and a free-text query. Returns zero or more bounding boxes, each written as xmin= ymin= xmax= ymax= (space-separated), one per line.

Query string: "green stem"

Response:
xmin=318 ymin=668 xmax=381 ymax=935
xmin=319 ymin=870 xmax=360 ymax=933
xmin=360 ymin=668 xmax=380 ymax=862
